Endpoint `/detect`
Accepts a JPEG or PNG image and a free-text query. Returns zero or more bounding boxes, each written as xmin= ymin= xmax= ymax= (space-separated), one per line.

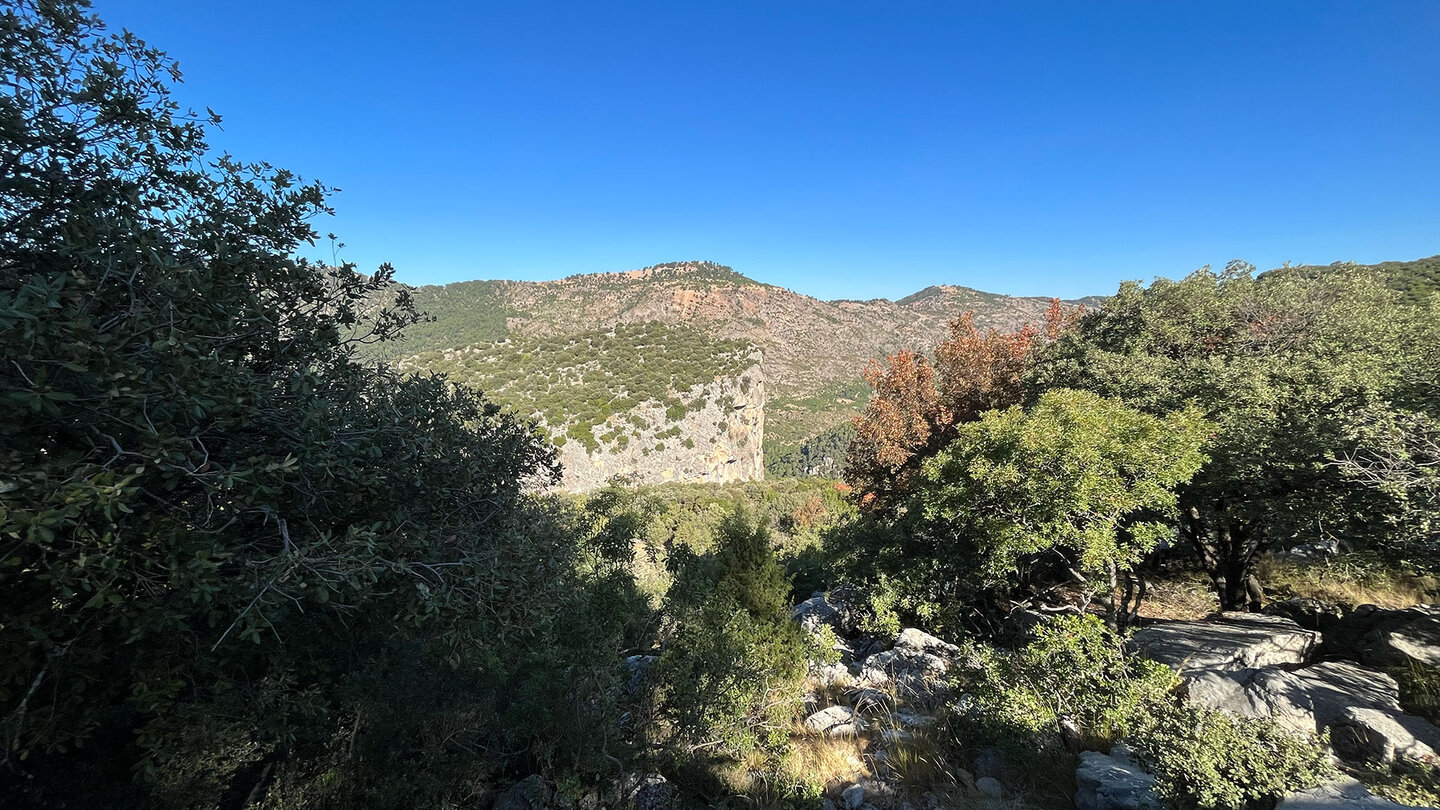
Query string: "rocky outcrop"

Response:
xmin=1132 ymin=608 xmax=1440 ymax=777
xmin=1330 ymin=706 xmax=1440 ymax=765
xmin=1265 ymin=596 xmax=1349 ymax=632
xmin=805 ymin=705 xmax=866 ymax=737
xmin=1185 ymin=661 xmax=1403 ymax=739
xmin=1322 ymin=604 xmax=1440 ymax=669
xmin=1184 ymin=666 xmax=1322 ymax=737
xmin=1129 ymin=613 xmax=1319 ymax=675
xmin=791 ymin=585 xmax=867 ymax=638
xmin=554 ymin=358 xmax=764 ymax=491
xmin=858 ymin=629 xmax=969 ymax=708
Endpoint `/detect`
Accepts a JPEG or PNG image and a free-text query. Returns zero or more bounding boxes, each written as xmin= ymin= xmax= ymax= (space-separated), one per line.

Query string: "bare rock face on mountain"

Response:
xmin=554 ymin=358 xmax=765 ymax=491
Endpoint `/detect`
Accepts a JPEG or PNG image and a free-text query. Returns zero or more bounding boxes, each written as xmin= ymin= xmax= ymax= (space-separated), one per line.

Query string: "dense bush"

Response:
xmin=973 ymin=615 xmax=1180 ymax=743
xmin=653 ymin=512 xmax=818 ymax=758
xmin=0 ymin=3 xmax=634 ymax=805
xmin=971 ymin=615 xmax=1332 ymax=810
xmin=1028 ymin=262 xmax=1439 ymax=608
xmin=1129 ymin=704 xmax=1334 ymax=810
xmin=833 ymin=390 xmax=1208 ymax=629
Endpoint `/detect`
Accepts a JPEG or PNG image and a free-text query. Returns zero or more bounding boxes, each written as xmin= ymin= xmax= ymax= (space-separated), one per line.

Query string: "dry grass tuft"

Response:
xmin=782 ymin=732 xmax=870 ymax=789
xmin=1259 ymin=555 xmax=1432 ymax=609
xmin=1141 ymin=570 xmax=1220 ymax=620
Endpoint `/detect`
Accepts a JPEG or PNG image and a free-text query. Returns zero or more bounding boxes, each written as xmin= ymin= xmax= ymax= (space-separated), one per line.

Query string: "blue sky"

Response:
xmin=97 ymin=1 xmax=1439 ymax=300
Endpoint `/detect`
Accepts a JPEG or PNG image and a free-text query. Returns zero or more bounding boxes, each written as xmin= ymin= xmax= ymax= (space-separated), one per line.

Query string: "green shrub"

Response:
xmin=0 ymin=4 xmax=636 ymax=805
xmin=1130 ymin=704 xmax=1334 ymax=810
xmin=974 ymin=614 xmax=1179 ymax=743
xmin=972 ymin=615 xmax=1332 ymax=810
xmin=654 ymin=511 xmax=819 ymax=758
xmin=1391 ymin=660 xmax=1440 ymax=725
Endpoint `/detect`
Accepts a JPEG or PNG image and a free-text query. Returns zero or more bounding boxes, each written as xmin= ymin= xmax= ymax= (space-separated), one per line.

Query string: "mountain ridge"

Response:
xmin=375 ymin=260 xmax=1095 ymax=397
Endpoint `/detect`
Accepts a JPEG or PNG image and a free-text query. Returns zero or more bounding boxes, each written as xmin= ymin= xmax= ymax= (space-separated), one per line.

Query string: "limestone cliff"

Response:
xmin=555 ymin=359 xmax=764 ymax=492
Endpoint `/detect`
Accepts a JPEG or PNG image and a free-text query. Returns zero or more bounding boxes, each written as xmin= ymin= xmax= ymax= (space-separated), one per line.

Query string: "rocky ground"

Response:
xmin=787 ymin=597 xmax=1440 ymax=810
xmin=485 ymin=597 xmax=1440 ymax=810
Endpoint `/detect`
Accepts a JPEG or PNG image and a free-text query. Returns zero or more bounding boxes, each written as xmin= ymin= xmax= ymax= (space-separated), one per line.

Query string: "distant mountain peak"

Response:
xmin=560 ymin=260 xmax=764 ymax=289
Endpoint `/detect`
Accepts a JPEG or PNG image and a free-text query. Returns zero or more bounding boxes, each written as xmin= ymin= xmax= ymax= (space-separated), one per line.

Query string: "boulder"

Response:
xmin=842 ymin=783 xmax=866 ymax=810
xmin=811 ymin=662 xmax=857 ymax=689
xmin=494 ymin=775 xmax=551 ymax=810
xmin=1265 ymin=597 xmax=1348 ymax=632
xmin=1290 ymin=662 xmax=1404 ymax=729
xmin=792 ymin=585 xmax=868 ymax=638
xmin=1181 ymin=659 xmax=1440 ymax=768
xmin=1185 ymin=661 xmax=1400 ymax=736
xmin=1323 ymin=604 xmax=1440 ymax=670
xmin=895 ymin=628 xmax=964 ymax=657
xmin=793 ymin=593 xmax=843 ymax=636
xmin=1184 ymin=667 xmax=1321 ymax=737
xmin=858 ymin=628 xmax=971 ymax=707
xmin=632 ymin=774 xmax=675 ymax=810
xmin=971 ymin=747 xmax=1012 ymax=781
xmin=850 ymin=687 xmax=894 ymax=716
xmin=1074 ymin=744 xmax=1159 ymax=810
xmin=805 ymin=705 xmax=866 ymax=737
xmin=624 ymin=654 xmax=657 ymax=696
xmin=1277 ymin=776 xmax=1411 ymax=810
xmin=890 ymin=709 xmax=939 ymax=730
xmin=1129 ymin=613 xmax=1319 ymax=675
xmin=1329 ymin=706 xmax=1440 ymax=765
xmin=975 ymin=777 xmax=1004 ymax=799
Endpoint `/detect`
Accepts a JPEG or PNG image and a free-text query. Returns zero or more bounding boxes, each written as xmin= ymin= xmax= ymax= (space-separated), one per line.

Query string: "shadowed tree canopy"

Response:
xmin=0 ymin=2 xmax=636 ymax=805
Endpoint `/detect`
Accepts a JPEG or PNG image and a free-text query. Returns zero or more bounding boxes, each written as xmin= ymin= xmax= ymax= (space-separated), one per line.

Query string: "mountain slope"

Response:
xmin=374 ymin=261 xmax=1088 ymax=399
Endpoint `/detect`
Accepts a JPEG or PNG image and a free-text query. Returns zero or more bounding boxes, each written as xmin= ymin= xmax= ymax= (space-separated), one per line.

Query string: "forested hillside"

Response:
xmin=1283 ymin=255 xmax=1440 ymax=307
xmin=374 ymin=263 xmax=1092 ymax=475
xmin=369 ymin=262 xmax=1082 ymax=396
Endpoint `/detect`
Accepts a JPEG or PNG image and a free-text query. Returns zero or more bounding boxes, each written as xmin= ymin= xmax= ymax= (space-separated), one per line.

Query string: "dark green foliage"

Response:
xmin=767 ymin=421 xmax=855 ymax=478
xmin=973 ymin=615 xmax=1180 ymax=743
xmin=361 ymin=279 xmax=512 ymax=360
xmin=1277 ymin=255 xmax=1440 ymax=308
xmin=1129 ymin=703 xmax=1334 ymax=810
xmin=654 ymin=512 xmax=815 ymax=758
xmin=832 ymin=390 xmax=1208 ymax=628
xmin=971 ymin=615 xmax=1333 ymax=810
xmin=1028 ymin=261 xmax=1437 ymax=608
xmin=764 ymin=378 xmax=871 ymax=473
xmin=0 ymin=3 xmax=633 ymax=805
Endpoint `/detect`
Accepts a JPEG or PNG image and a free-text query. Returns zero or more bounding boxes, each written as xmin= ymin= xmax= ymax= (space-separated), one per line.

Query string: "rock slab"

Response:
xmin=1129 ymin=612 xmax=1319 ymax=675
xmin=1074 ymin=745 xmax=1160 ymax=810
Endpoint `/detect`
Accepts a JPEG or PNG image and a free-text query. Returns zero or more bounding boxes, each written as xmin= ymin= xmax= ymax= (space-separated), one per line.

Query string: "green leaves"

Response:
xmin=1028 ymin=262 xmax=1440 ymax=604
xmin=896 ymin=390 xmax=1208 ymax=598
xmin=0 ymin=2 xmax=619 ymax=800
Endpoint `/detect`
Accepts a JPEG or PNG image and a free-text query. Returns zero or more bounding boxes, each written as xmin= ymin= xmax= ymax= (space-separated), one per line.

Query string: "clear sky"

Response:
xmin=95 ymin=0 xmax=1439 ymax=301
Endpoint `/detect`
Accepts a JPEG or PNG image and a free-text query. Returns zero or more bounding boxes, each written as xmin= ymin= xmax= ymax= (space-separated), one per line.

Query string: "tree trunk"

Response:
xmin=1181 ymin=501 xmax=1265 ymax=612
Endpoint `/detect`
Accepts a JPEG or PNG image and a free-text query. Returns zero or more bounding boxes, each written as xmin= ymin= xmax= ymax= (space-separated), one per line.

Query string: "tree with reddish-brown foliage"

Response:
xmin=845 ymin=300 xmax=1078 ymax=512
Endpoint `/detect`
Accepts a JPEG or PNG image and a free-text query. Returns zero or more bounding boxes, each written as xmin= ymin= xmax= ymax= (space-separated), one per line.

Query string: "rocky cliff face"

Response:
xmin=554 ymin=358 xmax=765 ymax=492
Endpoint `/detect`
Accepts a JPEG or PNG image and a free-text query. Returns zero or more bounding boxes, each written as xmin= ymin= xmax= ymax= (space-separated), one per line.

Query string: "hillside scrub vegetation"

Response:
xmin=398 ymin=321 xmax=756 ymax=453
xmin=5 ymin=3 xmax=1440 ymax=809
